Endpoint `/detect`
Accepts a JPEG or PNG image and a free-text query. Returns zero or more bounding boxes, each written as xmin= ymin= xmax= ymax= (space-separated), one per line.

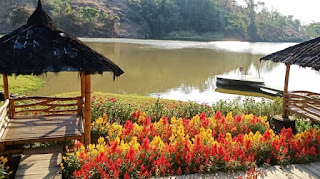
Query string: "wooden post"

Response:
xmin=282 ymin=64 xmax=291 ymax=118
xmin=81 ymin=72 xmax=85 ymax=98
xmin=3 ymin=74 xmax=9 ymax=99
xmin=84 ymin=74 xmax=91 ymax=146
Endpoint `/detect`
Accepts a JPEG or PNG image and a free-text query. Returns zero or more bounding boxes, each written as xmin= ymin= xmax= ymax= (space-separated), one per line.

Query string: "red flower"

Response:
xmin=214 ymin=110 xmax=222 ymax=119
xmin=125 ymin=147 xmax=136 ymax=162
xmin=266 ymin=158 xmax=270 ymax=164
xmin=124 ymin=172 xmax=130 ymax=179
xmin=141 ymin=137 xmax=151 ymax=150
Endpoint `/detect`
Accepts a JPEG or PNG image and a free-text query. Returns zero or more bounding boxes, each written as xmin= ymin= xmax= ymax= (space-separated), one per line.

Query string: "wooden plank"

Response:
xmin=16 ymin=145 xmax=62 ymax=178
xmin=2 ymin=135 xmax=82 ymax=145
xmin=0 ymin=99 xmax=9 ymax=114
xmin=14 ymin=96 xmax=80 ymax=101
xmin=81 ymin=72 xmax=85 ymax=98
xmin=273 ymin=166 xmax=300 ymax=179
xmin=3 ymin=74 xmax=9 ymax=100
xmin=282 ymin=64 xmax=291 ymax=118
xmin=12 ymin=115 xmax=79 ymax=120
xmin=1 ymin=115 xmax=83 ymax=144
xmin=266 ymin=166 xmax=291 ymax=179
xmin=258 ymin=168 xmax=281 ymax=179
xmin=15 ymin=102 xmax=78 ymax=108
xmin=292 ymin=164 xmax=319 ymax=179
xmin=84 ymin=74 xmax=91 ymax=145
xmin=15 ymin=109 xmax=78 ymax=114
xmin=309 ymin=162 xmax=320 ymax=171
xmin=19 ymin=158 xmax=61 ymax=169
xmin=15 ymin=172 xmax=61 ymax=179
xmin=298 ymin=164 xmax=320 ymax=178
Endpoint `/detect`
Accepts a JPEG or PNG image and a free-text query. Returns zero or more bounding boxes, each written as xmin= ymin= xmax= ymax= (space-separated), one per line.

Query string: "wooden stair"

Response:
xmin=15 ymin=145 xmax=62 ymax=179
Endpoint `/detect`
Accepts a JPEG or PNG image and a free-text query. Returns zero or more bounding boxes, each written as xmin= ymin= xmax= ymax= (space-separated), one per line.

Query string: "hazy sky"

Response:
xmin=236 ymin=0 xmax=320 ymax=24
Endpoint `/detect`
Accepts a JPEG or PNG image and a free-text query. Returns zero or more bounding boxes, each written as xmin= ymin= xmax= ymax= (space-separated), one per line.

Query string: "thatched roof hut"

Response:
xmin=260 ymin=37 xmax=320 ymax=71
xmin=0 ymin=0 xmax=124 ymax=77
xmin=260 ymin=37 xmax=320 ymax=122
xmin=0 ymin=0 xmax=124 ymax=145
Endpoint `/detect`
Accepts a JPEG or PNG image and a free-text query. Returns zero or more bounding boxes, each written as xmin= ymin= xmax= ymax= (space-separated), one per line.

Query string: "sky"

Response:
xmin=236 ymin=0 xmax=320 ymax=24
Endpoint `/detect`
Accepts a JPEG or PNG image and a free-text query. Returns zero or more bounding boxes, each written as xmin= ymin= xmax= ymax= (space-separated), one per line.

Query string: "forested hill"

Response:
xmin=0 ymin=0 xmax=317 ymax=42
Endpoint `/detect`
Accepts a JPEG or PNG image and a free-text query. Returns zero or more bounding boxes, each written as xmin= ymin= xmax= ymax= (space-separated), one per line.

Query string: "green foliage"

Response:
xmin=91 ymin=93 xmax=282 ymax=124
xmin=127 ymin=0 xmax=308 ymax=42
xmin=304 ymin=22 xmax=320 ymax=39
xmin=0 ymin=75 xmax=45 ymax=94
xmin=8 ymin=7 xmax=32 ymax=26
xmin=296 ymin=120 xmax=320 ymax=133
xmin=44 ymin=0 xmax=119 ymax=37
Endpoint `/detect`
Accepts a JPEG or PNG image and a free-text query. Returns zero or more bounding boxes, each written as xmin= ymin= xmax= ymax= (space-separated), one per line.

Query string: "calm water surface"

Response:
xmin=29 ymin=38 xmax=320 ymax=104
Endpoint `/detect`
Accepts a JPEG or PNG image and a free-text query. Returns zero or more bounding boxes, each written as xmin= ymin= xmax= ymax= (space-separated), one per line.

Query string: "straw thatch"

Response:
xmin=0 ymin=0 xmax=124 ymax=77
xmin=260 ymin=37 xmax=320 ymax=71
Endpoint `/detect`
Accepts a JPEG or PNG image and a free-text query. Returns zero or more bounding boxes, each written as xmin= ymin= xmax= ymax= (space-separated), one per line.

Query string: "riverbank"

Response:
xmin=0 ymin=75 xmax=45 ymax=95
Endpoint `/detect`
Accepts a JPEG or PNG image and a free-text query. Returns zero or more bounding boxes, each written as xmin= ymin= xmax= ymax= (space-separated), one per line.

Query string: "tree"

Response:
xmin=305 ymin=22 xmax=320 ymax=39
xmin=245 ymin=0 xmax=264 ymax=41
xmin=8 ymin=7 xmax=32 ymax=26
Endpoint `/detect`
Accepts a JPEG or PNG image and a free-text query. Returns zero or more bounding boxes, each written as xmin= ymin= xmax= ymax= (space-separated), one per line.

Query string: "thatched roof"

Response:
xmin=260 ymin=37 xmax=320 ymax=71
xmin=0 ymin=0 xmax=124 ymax=77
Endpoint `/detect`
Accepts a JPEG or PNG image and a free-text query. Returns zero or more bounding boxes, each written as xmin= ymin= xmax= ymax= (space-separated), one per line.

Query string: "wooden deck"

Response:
xmin=16 ymin=145 xmax=62 ymax=179
xmin=165 ymin=162 xmax=320 ymax=178
xmin=0 ymin=96 xmax=85 ymax=153
xmin=0 ymin=115 xmax=83 ymax=145
xmin=285 ymin=91 xmax=320 ymax=122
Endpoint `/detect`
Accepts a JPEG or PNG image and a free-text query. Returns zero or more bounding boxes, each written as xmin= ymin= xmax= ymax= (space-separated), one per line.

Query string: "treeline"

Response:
xmin=6 ymin=0 xmax=119 ymax=37
xmin=2 ymin=0 xmax=319 ymax=42
xmin=127 ymin=0 xmax=309 ymax=42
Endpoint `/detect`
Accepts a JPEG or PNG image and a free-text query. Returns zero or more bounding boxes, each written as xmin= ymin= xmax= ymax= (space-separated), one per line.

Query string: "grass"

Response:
xmin=0 ymin=75 xmax=45 ymax=94
xmin=57 ymin=91 xmax=178 ymax=105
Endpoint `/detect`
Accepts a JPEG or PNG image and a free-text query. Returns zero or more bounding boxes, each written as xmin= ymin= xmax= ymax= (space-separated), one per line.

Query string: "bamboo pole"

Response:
xmin=282 ymin=64 xmax=291 ymax=118
xmin=84 ymin=74 xmax=91 ymax=146
xmin=3 ymin=74 xmax=9 ymax=100
xmin=81 ymin=72 xmax=85 ymax=98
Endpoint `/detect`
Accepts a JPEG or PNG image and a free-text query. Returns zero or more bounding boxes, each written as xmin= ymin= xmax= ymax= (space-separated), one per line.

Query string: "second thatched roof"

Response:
xmin=260 ymin=37 xmax=320 ymax=71
xmin=0 ymin=0 xmax=124 ymax=77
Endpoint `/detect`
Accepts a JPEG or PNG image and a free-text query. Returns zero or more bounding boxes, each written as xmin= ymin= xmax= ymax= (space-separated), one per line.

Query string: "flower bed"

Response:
xmin=63 ymin=111 xmax=320 ymax=178
xmin=91 ymin=95 xmax=282 ymax=124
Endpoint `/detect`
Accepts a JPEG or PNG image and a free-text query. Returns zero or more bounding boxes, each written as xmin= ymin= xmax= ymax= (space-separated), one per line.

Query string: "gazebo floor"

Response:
xmin=286 ymin=106 xmax=320 ymax=123
xmin=0 ymin=115 xmax=84 ymax=146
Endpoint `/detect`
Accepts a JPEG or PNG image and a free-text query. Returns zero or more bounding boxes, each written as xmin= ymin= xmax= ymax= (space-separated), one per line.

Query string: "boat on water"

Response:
xmin=216 ymin=75 xmax=264 ymax=87
xmin=216 ymin=75 xmax=282 ymax=96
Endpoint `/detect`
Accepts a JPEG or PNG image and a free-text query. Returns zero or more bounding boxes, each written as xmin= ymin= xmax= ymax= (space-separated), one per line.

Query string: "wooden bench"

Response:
xmin=284 ymin=91 xmax=320 ymax=122
xmin=0 ymin=97 xmax=84 ymax=154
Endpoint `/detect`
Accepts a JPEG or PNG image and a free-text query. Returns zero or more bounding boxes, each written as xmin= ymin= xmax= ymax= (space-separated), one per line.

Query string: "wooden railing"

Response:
xmin=10 ymin=96 xmax=84 ymax=118
xmin=0 ymin=100 xmax=10 ymax=138
xmin=284 ymin=91 xmax=320 ymax=121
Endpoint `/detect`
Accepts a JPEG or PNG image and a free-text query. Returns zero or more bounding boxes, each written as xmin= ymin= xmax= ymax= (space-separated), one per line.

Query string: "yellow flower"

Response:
xmin=120 ymin=140 xmax=130 ymax=152
xmin=155 ymin=168 xmax=160 ymax=176
xmin=151 ymin=136 xmax=164 ymax=150
xmin=226 ymin=112 xmax=233 ymax=121
xmin=169 ymin=134 xmax=175 ymax=143
xmin=2 ymin=157 xmax=7 ymax=164
xmin=98 ymin=137 xmax=105 ymax=145
xmin=225 ymin=132 xmax=232 ymax=143
xmin=103 ymin=113 xmax=108 ymax=123
xmin=129 ymin=137 xmax=140 ymax=151
xmin=129 ymin=137 xmax=139 ymax=150
xmin=60 ymin=163 xmax=64 ymax=170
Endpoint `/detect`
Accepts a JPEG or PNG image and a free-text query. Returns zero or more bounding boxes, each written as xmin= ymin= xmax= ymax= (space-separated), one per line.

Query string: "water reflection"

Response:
xmin=28 ymin=39 xmax=320 ymax=104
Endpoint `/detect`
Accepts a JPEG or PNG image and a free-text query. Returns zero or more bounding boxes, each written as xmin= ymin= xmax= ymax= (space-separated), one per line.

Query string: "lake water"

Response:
xmin=28 ymin=38 xmax=320 ymax=104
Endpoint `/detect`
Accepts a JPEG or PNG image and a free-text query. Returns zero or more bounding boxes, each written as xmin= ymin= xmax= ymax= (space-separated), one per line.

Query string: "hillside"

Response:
xmin=0 ymin=0 xmax=311 ymax=42
xmin=0 ymin=0 xmax=141 ymax=38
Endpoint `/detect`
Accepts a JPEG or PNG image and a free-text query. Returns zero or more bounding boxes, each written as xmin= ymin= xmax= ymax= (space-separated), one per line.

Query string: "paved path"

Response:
xmin=15 ymin=145 xmax=62 ymax=179
xmin=165 ymin=162 xmax=320 ymax=179
xmin=13 ymin=145 xmax=320 ymax=179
